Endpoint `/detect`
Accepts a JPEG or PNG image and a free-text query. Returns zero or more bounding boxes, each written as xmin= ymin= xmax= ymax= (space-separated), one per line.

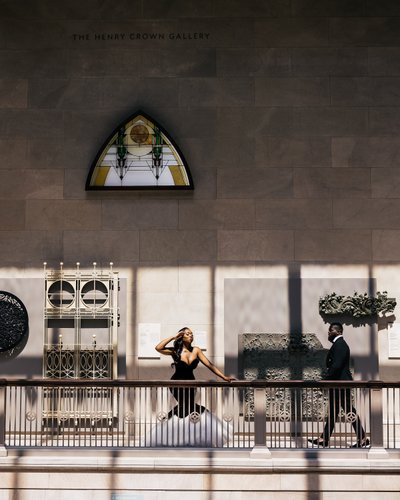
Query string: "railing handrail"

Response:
xmin=1 ymin=378 xmax=400 ymax=388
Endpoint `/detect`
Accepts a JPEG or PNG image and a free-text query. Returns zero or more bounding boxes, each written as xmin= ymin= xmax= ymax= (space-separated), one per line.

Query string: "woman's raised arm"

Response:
xmin=155 ymin=333 xmax=181 ymax=355
xmin=196 ymin=349 xmax=235 ymax=381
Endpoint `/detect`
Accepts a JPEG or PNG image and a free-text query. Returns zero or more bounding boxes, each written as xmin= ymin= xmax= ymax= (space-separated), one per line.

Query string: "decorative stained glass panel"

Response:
xmin=86 ymin=111 xmax=193 ymax=190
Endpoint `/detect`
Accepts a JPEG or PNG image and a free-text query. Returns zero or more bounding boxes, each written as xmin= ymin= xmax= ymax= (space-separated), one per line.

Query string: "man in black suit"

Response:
xmin=309 ymin=322 xmax=369 ymax=448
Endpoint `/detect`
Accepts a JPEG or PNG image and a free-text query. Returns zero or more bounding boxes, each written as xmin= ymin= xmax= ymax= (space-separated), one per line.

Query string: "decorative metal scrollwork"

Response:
xmin=346 ymin=411 xmax=357 ymax=423
xmin=25 ymin=411 xmax=36 ymax=422
xmin=279 ymin=410 xmax=291 ymax=422
xmin=0 ymin=291 xmax=29 ymax=352
xmin=189 ymin=411 xmax=201 ymax=423
xmin=124 ymin=411 xmax=135 ymax=422
xmin=319 ymin=291 xmax=396 ymax=318
xmin=157 ymin=411 xmax=168 ymax=422
xmin=223 ymin=413 xmax=233 ymax=423
xmin=44 ymin=347 xmax=112 ymax=379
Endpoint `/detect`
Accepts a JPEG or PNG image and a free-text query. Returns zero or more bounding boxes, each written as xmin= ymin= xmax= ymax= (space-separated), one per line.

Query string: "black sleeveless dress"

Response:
xmin=169 ymin=358 xmax=206 ymax=418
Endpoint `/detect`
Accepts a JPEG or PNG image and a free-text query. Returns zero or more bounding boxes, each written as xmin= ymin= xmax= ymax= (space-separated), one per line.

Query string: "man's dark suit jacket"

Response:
xmin=325 ymin=336 xmax=353 ymax=380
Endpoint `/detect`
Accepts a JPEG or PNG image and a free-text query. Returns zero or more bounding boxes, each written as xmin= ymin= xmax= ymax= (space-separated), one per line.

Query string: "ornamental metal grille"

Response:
xmin=43 ymin=263 xmax=119 ymax=380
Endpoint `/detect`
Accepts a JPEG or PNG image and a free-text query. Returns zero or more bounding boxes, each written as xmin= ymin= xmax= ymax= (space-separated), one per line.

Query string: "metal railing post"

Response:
xmin=251 ymin=387 xmax=271 ymax=458
xmin=0 ymin=379 xmax=6 ymax=456
xmin=369 ymin=385 xmax=387 ymax=457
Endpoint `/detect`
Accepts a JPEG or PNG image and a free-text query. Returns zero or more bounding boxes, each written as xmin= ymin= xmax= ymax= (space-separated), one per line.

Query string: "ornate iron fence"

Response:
xmin=0 ymin=380 xmax=398 ymax=450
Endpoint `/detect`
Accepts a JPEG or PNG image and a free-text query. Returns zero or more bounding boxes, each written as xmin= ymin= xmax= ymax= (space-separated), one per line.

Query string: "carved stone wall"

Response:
xmin=240 ymin=333 xmax=329 ymax=420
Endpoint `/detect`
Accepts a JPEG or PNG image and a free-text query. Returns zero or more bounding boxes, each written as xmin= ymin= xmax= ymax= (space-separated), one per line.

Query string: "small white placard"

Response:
xmin=193 ymin=330 xmax=207 ymax=351
xmin=388 ymin=323 xmax=400 ymax=358
xmin=138 ymin=323 xmax=161 ymax=358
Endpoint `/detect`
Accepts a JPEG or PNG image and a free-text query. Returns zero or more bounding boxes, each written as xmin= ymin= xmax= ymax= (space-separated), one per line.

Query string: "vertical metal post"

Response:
xmin=368 ymin=385 xmax=388 ymax=458
xmin=250 ymin=387 xmax=271 ymax=458
xmin=370 ymin=387 xmax=384 ymax=448
xmin=0 ymin=380 xmax=7 ymax=455
xmin=253 ymin=388 xmax=265 ymax=445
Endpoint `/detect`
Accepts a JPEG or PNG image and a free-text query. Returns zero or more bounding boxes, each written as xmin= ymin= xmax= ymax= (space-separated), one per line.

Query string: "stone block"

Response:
xmin=185 ymin=135 xmax=254 ymax=168
xmin=102 ymin=200 xmax=178 ymax=229
xmin=256 ymin=77 xmax=329 ymax=106
xmin=92 ymin=0 xmax=143 ymax=20
xmin=27 ymin=139 xmax=68 ymax=169
xmin=293 ymin=107 xmax=368 ymax=136
xmin=143 ymin=0 xmax=214 ymax=18
xmin=217 ymin=167 xmax=293 ymax=199
xmin=5 ymin=109 xmax=64 ymax=138
xmin=140 ymin=230 xmax=217 ymax=262
xmin=137 ymin=265 xmax=179 ymax=293
xmin=179 ymin=200 xmax=255 ymax=230
xmin=292 ymin=0 xmax=365 ymax=17
xmin=332 ymin=137 xmax=400 ymax=168
xmin=330 ymin=17 xmax=400 ymax=47
xmin=218 ymin=229 xmax=294 ymax=261
xmin=0 ymin=79 xmax=27 ymax=108
xmin=0 ymin=200 xmax=25 ymax=229
xmin=246 ymin=107 xmax=294 ymax=137
xmin=188 ymin=166 xmax=217 ymax=200
xmin=63 ymin=110 xmax=118 ymax=142
xmin=217 ymin=48 xmax=291 ymax=77
xmin=143 ymin=48 xmax=216 ymax=77
xmin=333 ymin=199 xmax=400 ymax=228
xmin=295 ymin=229 xmax=371 ymax=261
xmin=0 ymin=139 xmax=28 ymax=169
xmin=179 ymin=77 xmax=253 ymax=107
xmin=373 ymin=230 xmax=400 ymax=261
xmin=292 ymin=48 xmax=368 ymax=76
xmin=294 ymin=168 xmax=370 ymax=198
xmin=156 ymin=108 xmax=218 ymax=138
xmin=0 ymin=0 xmax=69 ymax=19
xmin=5 ymin=20 xmax=66 ymax=49
xmin=24 ymin=170 xmax=64 ymax=199
xmin=66 ymin=48 xmax=141 ymax=77
xmin=138 ymin=290 xmax=212 ymax=325
xmin=255 ymin=199 xmax=332 ymax=229
xmin=177 ymin=265 xmax=212 ymax=292
xmin=63 ymin=229 xmax=139 ymax=263
xmin=369 ymin=47 xmax=400 ymax=75
xmin=330 ymin=77 xmax=372 ymax=106
xmin=213 ymin=0 xmax=291 ymax=17
xmin=332 ymin=77 xmax=400 ymax=106
xmin=367 ymin=1 xmax=400 ymax=16
xmin=0 ymin=170 xmax=28 ymax=198
xmin=28 ymin=78 xmax=102 ymax=109
xmin=25 ymin=200 xmax=102 ymax=230
xmin=0 ymin=230 xmax=63 ymax=265
xmin=258 ymin=137 xmax=331 ymax=167
xmin=100 ymin=77 xmax=179 ymax=109
xmin=0 ymin=49 xmax=67 ymax=79
xmin=255 ymin=18 xmax=330 ymax=47
xmin=369 ymin=108 xmax=400 ymax=135
xmin=372 ymin=168 xmax=400 ymax=198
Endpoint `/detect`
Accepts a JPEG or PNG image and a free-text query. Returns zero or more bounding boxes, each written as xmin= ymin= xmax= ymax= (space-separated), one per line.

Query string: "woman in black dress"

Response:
xmin=156 ymin=327 xmax=234 ymax=417
xmin=149 ymin=327 xmax=234 ymax=446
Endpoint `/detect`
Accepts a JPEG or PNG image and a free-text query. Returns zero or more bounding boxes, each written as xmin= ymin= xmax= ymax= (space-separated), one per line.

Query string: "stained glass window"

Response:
xmin=86 ymin=111 xmax=193 ymax=190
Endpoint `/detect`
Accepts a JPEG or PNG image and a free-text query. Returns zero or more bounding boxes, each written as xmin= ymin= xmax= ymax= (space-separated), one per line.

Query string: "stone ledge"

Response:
xmin=0 ymin=448 xmax=399 ymax=473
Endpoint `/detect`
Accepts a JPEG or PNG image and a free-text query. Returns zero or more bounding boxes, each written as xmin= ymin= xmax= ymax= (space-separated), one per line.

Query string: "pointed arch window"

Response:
xmin=86 ymin=111 xmax=193 ymax=190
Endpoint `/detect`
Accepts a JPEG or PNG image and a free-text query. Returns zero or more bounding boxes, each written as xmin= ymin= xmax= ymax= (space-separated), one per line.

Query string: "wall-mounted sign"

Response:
xmin=138 ymin=323 xmax=161 ymax=358
xmin=86 ymin=111 xmax=193 ymax=190
xmin=388 ymin=323 xmax=400 ymax=358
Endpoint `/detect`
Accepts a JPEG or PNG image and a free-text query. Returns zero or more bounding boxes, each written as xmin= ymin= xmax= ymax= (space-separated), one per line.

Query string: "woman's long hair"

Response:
xmin=171 ymin=327 xmax=192 ymax=365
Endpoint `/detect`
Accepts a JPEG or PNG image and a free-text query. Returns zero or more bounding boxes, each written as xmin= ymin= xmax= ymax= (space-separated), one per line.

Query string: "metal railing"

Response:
xmin=0 ymin=379 xmax=399 ymax=450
